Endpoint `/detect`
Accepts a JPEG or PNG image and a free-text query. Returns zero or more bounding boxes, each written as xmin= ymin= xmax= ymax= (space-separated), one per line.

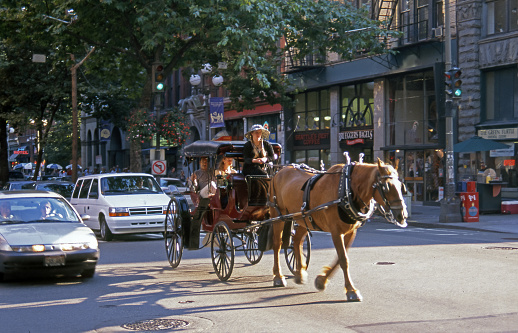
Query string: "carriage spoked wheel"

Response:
xmin=243 ymin=229 xmax=263 ymax=265
xmin=165 ymin=198 xmax=183 ymax=269
xmin=284 ymin=228 xmax=311 ymax=275
xmin=211 ymin=221 xmax=235 ymax=281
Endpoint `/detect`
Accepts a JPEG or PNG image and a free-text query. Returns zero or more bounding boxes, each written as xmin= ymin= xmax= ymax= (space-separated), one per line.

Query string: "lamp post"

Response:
xmin=189 ymin=64 xmax=224 ymax=141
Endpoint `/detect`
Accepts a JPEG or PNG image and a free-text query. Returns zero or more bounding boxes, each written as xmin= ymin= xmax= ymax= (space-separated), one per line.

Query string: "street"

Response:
xmin=1 ymin=221 xmax=518 ymax=333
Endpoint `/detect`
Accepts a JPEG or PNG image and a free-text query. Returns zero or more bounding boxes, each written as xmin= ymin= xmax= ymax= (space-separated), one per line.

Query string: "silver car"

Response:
xmin=0 ymin=190 xmax=99 ymax=281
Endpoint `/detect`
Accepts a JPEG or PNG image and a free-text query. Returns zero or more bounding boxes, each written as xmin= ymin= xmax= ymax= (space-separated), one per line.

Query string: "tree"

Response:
xmin=2 ymin=0 xmax=398 ymax=175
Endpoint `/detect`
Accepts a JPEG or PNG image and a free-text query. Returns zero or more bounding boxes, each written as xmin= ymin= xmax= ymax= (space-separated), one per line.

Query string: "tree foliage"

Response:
xmin=1 ymin=0 xmax=398 ymax=177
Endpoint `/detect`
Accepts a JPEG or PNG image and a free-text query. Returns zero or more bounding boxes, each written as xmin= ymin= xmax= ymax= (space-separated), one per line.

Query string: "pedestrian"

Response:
xmin=168 ymin=167 xmax=176 ymax=177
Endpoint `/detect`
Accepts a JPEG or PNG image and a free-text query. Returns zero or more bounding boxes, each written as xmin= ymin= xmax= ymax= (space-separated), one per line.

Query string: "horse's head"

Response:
xmin=373 ymin=158 xmax=408 ymax=227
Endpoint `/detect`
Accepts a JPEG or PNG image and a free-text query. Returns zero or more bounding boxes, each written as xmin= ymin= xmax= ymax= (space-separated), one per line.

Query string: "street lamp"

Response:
xmin=189 ymin=64 xmax=224 ymax=141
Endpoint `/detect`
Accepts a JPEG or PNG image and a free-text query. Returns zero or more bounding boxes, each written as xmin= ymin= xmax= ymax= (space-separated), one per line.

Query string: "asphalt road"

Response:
xmin=1 ymin=221 xmax=518 ymax=333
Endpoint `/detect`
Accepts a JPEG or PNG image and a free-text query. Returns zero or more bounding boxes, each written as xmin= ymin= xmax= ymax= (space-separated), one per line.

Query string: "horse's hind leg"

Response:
xmin=272 ymin=221 xmax=287 ymax=287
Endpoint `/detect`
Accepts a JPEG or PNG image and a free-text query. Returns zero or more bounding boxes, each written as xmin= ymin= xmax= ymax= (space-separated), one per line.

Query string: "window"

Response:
xmin=386 ymin=71 xmax=438 ymax=146
xmin=340 ymin=83 xmax=374 ymax=129
xmin=483 ymin=67 xmax=518 ymax=121
xmin=486 ymin=0 xmax=518 ymax=34
xmin=293 ymin=149 xmax=330 ymax=170
xmin=293 ymin=90 xmax=330 ymax=131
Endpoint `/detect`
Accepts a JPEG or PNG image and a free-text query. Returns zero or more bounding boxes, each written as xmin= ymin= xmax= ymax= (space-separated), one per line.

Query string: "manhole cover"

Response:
xmin=484 ymin=246 xmax=518 ymax=250
xmin=375 ymin=262 xmax=396 ymax=265
xmin=121 ymin=319 xmax=189 ymax=331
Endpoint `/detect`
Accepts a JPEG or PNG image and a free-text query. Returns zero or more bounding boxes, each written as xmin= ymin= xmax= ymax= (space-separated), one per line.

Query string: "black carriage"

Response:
xmin=164 ymin=140 xmax=310 ymax=281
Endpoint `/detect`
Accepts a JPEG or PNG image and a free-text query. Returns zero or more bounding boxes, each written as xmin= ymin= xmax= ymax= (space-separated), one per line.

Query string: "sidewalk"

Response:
xmin=407 ymin=202 xmax=518 ymax=234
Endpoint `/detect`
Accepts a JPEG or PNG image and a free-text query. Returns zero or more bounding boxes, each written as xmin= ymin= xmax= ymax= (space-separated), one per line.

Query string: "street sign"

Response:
xmin=151 ymin=160 xmax=167 ymax=176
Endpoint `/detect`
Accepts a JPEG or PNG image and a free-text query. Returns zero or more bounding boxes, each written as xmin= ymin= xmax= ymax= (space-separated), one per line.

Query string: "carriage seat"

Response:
xmin=245 ymin=175 xmax=270 ymax=206
xmin=229 ymin=174 xmax=248 ymax=210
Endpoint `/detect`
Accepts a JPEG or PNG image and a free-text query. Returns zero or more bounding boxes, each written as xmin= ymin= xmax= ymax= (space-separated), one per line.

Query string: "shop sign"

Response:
xmin=339 ymin=129 xmax=373 ymax=145
xmin=294 ymin=131 xmax=330 ymax=146
xmin=478 ymin=128 xmax=518 ymax=140
xmin=14 ymin=151 xmax=28 ymax=155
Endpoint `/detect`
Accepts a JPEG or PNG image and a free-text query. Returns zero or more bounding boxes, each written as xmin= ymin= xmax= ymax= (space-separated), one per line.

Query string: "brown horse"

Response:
xmin=268 ymin=159 xmax=408 ymax=301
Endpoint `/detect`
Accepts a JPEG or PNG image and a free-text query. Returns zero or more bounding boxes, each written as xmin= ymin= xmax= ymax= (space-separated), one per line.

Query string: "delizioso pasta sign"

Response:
xmin=339 ymin=129 xmax=373 ymax=145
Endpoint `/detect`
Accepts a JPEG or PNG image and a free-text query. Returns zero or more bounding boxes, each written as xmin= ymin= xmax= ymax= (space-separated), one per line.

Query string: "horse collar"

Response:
xmin=337 ymin=164 xmax=375 ymax=224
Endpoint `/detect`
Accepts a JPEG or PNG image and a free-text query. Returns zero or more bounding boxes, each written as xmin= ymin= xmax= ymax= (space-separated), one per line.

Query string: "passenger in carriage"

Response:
xmin=242 ymin=124 xmax=275 ymax=177
xmin=216 ymin=156 xmax=237 ymax=176
xmin=216 ymin=156 xmax=237 ymax=209
xmin=187 ymin=157 xmax=216 ymax=198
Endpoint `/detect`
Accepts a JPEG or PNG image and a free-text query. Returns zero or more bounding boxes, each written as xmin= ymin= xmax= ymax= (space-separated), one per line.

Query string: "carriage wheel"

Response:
xmin=211 ymin=221 xmax=235 ymax=281
xmin=284 ymin=229 xmax=311 ymax=275
xmin=244 ymin=229 xmax=263 ymax=265
xmin=165 ymin=198 xmax=183 ymax=268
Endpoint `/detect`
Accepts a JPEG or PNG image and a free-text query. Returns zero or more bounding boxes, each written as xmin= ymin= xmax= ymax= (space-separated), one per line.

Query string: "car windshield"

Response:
xmin=100 ymin=175 xmax=163 ymax=194
xmin=0 ymin=197 xmax=81 ymax=224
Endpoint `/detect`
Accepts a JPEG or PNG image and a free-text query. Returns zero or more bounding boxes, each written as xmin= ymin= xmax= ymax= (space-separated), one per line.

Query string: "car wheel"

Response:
xmin=81 ymin=268 xmax=95 ymax=278
xmin=99 ymin=216 xmax=113 ymax=241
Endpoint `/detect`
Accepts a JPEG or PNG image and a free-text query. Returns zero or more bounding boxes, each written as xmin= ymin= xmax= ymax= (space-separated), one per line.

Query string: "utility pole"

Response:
xmin=439 ymin=0 xmax=462 ymax=222
xmin=70 ymin=47 xmax=95 ymax=183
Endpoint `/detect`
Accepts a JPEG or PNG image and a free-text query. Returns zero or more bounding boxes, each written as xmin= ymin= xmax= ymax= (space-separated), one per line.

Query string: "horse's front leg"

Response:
xmin=315 ymin=230 xmax=362 ymax=302
xmin=293 ymin=226 xmax=309 ymax=284
xmin=272 ymin=221 xmax=287 ymax=287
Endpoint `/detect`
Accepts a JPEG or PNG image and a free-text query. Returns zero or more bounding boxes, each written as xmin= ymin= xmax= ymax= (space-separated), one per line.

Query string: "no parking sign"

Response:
xmin=151 ymin=160 xmax=167 ymax=176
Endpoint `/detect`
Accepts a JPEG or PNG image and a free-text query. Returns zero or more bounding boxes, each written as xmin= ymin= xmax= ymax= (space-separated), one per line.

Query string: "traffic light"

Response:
xmin=445 ymin=67 xmax=462 ymax=98
xmin=152 ymin=63 xmax=165 ymax=93
xmin=451 ymin=67 xmax=462 ymax=98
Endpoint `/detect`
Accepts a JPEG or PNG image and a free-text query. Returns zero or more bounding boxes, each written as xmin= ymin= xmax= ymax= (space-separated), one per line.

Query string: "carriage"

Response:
xmin=164 ymin=140 xmax=310 ymax=281
xmin=165 ymin=140 xmax=408 ymax=301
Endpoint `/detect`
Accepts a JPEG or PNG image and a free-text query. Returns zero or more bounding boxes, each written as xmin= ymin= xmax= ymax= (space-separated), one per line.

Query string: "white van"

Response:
xmin=70 ymin=173 xmax=171 ymax=241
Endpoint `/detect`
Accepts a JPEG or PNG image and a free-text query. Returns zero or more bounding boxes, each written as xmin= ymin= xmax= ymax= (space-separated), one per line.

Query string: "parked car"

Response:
xmin=8 ymin=171 xmax=24 ymax=180
xmin=35 ymin=181 xmax=75 ymax=199
xmin=158 ymin=177 xmax=187 ymax=192
xmin=158 ymin=177 xmax=193 ymax=210
xmin=0 ymin=190 xmax=99 ymax=280
xmin=2 ymin=180 xmax=36 ymax=191
xmin=69 ymin=173 xmax=171 ymax=241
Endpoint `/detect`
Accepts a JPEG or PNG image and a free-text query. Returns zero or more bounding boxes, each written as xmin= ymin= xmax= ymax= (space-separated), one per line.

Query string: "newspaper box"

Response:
xmin=459 ymin=192 xmax=479 ymax=222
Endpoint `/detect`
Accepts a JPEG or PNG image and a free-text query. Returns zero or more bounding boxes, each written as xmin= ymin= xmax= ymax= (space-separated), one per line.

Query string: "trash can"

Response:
xmin=403 ymin=192 xmax=412 ymax=218
xmin=459 ymin=192 xmax=479 ymax=222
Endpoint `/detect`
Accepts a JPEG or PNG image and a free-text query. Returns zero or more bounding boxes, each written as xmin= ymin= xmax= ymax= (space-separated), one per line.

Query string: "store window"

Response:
xmin=293 ymin=149 xmax=330 ymax=170
xmin=225 ymin=119 xmax=244 ymax=141
xmin=293 ymin=90 xmax=330 ymax=131
xmin=386 ymin=71 xmax=438 ymax=146
xmin=486 ymin=0 xmax=518 ymax=35
xmin=483 ymin=67 xmax=518 ymax=121
xmin=340 ymin=83 xmax=374 ymax=129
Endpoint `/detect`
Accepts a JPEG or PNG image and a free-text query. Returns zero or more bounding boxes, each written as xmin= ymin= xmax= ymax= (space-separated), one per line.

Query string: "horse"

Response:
xmin=268 ymin=158 xmax=408 ymax=301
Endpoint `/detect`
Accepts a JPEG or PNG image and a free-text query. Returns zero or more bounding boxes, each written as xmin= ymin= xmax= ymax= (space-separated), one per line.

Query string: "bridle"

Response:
xmin=372 ymin=171 xmax=406 ymax=225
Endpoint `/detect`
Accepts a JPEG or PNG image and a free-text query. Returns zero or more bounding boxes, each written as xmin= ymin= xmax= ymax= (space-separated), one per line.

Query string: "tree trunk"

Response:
xmin=129 ymin=78 xmax=153 ymax=172
xmin=0 ymin=117 xmax=8 ymax=185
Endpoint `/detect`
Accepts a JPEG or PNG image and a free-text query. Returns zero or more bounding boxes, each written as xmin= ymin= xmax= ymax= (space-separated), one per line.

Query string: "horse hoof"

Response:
xmin=273 ymin=277 xmax=287 ymax=287
xmin=346 ymin=290 xmax=363 ymax=302
xmin=314 ymin=275 xmax=328 ymax=291
xmin=294 ymin=270 xmax=308 ymax=285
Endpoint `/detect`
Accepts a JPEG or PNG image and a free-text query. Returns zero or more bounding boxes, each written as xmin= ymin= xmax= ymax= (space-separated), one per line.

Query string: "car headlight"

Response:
xmin=109 ymin=207 xmax=130 ymax=217
xmin=61 ymin=240 xmax=98 ymax=251
xmin=0 ymin=235 xmax=12 ymax=251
